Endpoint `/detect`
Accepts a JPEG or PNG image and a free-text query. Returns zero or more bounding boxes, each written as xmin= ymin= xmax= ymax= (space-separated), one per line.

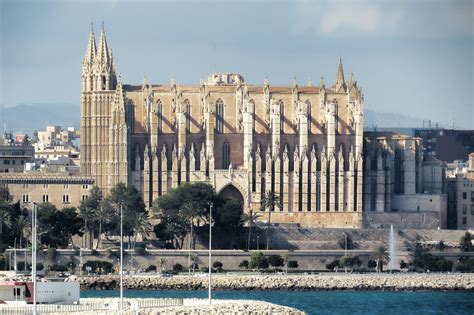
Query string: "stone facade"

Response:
xmin=80 ymin=28 xmax=365 ymax=228
xmin=0 ymin=173 xmax=95 ymax=209
xmin=454 ymin=153 xmax=474 ymax=230
xmin=363 ymin=132 xmax=447 ymax=229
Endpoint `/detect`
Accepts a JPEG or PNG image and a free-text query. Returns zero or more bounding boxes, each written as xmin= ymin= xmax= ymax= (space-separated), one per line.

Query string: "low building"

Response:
xmin=0 ymin=173 xmax=94 ymax=209
xmin=414 ymin=128 xmax=474 ymax=163
xmin=0 ymin=144 xmax=35 ymax=173
xmin=454 ymin=153 xmax=474 ymax=230
xmin=363 ymin=132 xmax=447 ymax=229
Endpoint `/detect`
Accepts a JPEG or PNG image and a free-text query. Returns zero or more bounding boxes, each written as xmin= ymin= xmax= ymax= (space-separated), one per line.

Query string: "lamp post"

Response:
xmin=31 ymin=202 xmax=37 ymax=315
xmin=119 ymin=203 xmax=123 ymax=311
xmin=207 ymin=202 xmax=213 ymax=305
xmin=343 ymin=232 xmax=348 ymax=273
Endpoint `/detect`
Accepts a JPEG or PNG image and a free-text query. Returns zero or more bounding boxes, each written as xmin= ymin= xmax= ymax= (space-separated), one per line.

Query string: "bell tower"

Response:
xmin=81 ymin=23 xmax=120 ymax=191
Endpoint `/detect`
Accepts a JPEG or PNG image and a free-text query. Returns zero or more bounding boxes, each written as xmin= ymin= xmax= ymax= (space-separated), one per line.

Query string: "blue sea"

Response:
xmin=82 ymin=290 xmax=474 ymax=314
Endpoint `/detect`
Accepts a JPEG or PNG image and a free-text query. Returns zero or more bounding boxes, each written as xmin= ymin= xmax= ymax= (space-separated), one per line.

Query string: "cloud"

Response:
xmin=291 ymin=0 xmax=472 ymax=38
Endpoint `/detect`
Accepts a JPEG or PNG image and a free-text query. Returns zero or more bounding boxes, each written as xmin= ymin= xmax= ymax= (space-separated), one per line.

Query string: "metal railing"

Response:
xmin=0 ymin=298 xmax=183 ymax=314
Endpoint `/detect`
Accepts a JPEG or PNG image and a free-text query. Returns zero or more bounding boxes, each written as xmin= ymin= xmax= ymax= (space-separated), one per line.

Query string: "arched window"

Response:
xmin=305 ymin=100 xmax=312 ymax=134
xmin=250 ymin=100 xmax=256 ymax=133
xmin=222 ymin=141 xmax=231 ymax=168
xmin=279 ymin=100 xmax=284 ymax=133
xmin=157 ymin=100 xmax=163 ymax=133
xmin=184 ymin=99 xmax=191 ymax=133
xmin=216 ymin=99 xmax=224 ymax=133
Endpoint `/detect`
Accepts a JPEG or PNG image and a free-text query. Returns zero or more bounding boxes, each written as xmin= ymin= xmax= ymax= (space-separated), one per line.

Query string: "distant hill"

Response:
xmin=1 ymin=103 xmax=80 ymax=135
xmin=1 ymin=103 xmax=436 ymax=135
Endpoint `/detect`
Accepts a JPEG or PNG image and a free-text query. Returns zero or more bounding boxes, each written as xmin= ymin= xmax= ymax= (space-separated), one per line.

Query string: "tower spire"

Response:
xmin=334 ymin=57 xmax=346 ymax=92
xmin=96 ymin=23 xmax=110 ymax=68
xmin=83 ymin=25 xmax=96 ymax=67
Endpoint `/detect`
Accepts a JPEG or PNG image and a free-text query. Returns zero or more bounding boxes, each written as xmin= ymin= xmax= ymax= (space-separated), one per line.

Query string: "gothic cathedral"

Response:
xmin=80 ymin=28 xmax=365 ymax=228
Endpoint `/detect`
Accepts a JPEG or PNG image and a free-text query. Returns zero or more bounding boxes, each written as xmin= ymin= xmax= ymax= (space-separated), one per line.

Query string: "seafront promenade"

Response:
xmin=76 ymin=273 xmax=474 ymax=291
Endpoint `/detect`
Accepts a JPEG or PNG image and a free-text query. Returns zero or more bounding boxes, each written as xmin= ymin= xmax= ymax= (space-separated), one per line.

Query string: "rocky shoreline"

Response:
xmin=75 ymin=273 xmax=474 ymax=291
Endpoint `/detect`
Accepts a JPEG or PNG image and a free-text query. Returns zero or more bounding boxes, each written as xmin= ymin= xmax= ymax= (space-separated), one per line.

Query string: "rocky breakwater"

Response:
xmin=75 ymin=273 xmax=474 ymax=291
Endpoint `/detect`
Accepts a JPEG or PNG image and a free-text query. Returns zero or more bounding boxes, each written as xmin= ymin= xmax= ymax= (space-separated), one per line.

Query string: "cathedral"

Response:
xmin=80 ymin=27 xmax=365 ymax=228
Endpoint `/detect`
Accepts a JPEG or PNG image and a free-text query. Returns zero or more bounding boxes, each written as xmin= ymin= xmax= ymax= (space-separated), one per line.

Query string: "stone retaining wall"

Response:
xmin=76 ymin=273 xmax=474 ymax=291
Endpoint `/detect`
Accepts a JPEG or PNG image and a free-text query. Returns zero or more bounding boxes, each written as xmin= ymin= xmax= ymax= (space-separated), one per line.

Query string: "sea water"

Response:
xmin=82 ymin=290 xmax=474 ymax=315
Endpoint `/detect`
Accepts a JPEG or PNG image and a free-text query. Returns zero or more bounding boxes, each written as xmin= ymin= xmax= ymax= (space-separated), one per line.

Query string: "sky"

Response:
xmin=0 ymin=0 xmax=473 ymax=128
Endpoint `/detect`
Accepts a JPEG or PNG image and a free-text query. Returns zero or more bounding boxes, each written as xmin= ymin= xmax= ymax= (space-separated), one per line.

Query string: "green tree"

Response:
xmin=372 ymin=245 xmax=389 ymax=272
xmin=15 ymin=214 xmax=30 ymax=248
xmin=153 ymin=183 xmax=216 ymax=249
xmin=260 ymin=191 xmax=281 ymax=250
xmin=79 ymin=185 xmax=102 ymax=248
xmin=94 ymin=205 xmax=113 ymax=249
xmin=268 ymin=255 xmax=284 ymax=269
xmin=241 ymin=210 xmax=261 ymax=250
xmin=181 ymin=201 xmax=205 ymax=250
xmin=239 ymin=260 xmax=249 ymax=269
xmin=287 ymin=260 xmax=298 ymax=269
xmin=102 ymin=183 xmax=147 ymax=248
xmin=460 ymin=232 xmax=472 ymax=252
xmin=249 ymin=252 xmax=269 ymax=269
xmin=37 ymin=203 xmax=83 ymax=248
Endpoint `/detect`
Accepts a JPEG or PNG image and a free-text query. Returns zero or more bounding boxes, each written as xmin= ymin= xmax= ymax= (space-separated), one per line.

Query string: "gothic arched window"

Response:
xmin=250 ymin=100 xmax=256 ymax=133
xmin=157 ymin=100 xmax=163 ymax=133
xmin=279 ymin=100 xmax=284 ymax=133
xmin=216 ymin=99 xmax=224 ymax=133
xmin=222 ymin=140 xmax=231 ymax=168
xmin=184 ymin=99 xmax=191 ymax=133
xmin=306 ymin=100 xmax=312 ymax=134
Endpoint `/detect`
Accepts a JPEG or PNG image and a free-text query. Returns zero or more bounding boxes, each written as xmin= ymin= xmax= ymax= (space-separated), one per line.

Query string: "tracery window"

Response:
xmin=216 ymin=99 xmax=224 ymax=133
xmin=222 ymin=140 xmax=231 ymax=168
xmin=184 ymin=99 xmax=191 ymax=133
xmin=279 ymin=100 xmax=284 ymax=133
xmin=157 ymin=100 xmax=163 ymax=133
xmin=306 ymin=100 xmax=312 ymax=134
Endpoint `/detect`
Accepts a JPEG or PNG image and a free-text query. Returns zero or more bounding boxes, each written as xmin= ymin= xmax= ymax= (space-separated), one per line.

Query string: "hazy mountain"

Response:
xmin=1 ymin=103 xmax=442 ymax=135
xmin=1 ymin=103 xmax=80 ymax=135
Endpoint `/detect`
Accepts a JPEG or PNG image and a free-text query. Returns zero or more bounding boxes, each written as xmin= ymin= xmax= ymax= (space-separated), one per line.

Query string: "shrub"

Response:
xmin=249 ymin=252 xmax=269 ymax=269
xmin=239 ymin=260 xmax=249 ymax=269
xmin=326 ymin=259 xmax=340 ymax=270
xmin=212 ymin=261 xmax=223 ymax=269
xmin=173 ymin=263 xmax=183 ymax=272
xmin=200 ymin=266 xmax=209 ymax=273
xmin=367 ymin=260 xmax=377 ymax=269
xmin=82 ymin=260 xmax=114 ymax=274
xmin=67 ymin=261 xmax=77 ymax=270
xmin=400 ymin=260 xmax=408 ymax=269
xmin=337 ymin=235 xmax=354 ymax=250
xmin=435 ymin=240 xmax=446 ymax=251
xmin=268 ymin=255 xmax=284 ymax=268
xmin=460 ymin=232 xmax=472 ymax=252
xmin=145 ymin=265 xmax=157 ymax=272
xmin=90 ymin=249 xmax=99 ymax=256
xmin=340 ymin=256 xmax=353 ymax=267
xmin=287 ymin=260 xmax=298 ymax=269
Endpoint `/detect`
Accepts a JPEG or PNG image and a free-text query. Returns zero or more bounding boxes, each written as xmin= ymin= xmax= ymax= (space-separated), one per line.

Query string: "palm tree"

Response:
xmin=260 ymin=191 xmax=282 ymax=250
xmin=0 ymin=208 xmax=12 ymax=237
xmin=95 ymin=206 xmax=113 ymax=249
xmin=131 ymin=212 xmax=153 ymax=249
xmin=372 ymin=245 xmax=389 ymax=273
xmin=157 ymin=258 xmax=168 ymax=272
xmin=240 ymin=210 xmax=261 ymax=250
xmin=15 ymin=215 xmax=30 ymax=248
xmin=181 ymin=201 xmax=203 ymax=250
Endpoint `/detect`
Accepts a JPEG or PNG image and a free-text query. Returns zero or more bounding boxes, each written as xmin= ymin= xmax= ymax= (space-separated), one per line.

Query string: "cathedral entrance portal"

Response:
xmin=218 ymin=184 xmax=244 ymax=209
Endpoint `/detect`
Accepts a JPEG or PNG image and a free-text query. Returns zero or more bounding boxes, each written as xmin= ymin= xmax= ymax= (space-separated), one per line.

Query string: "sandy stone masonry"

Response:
xmin=80 ymin=26 xmax=364 ymax=228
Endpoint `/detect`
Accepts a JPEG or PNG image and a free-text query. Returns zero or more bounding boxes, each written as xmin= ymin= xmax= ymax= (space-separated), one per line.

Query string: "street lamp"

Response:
xmin=343 ymin=232 xmax=348 ymax=273
xmin=207 ymin=201 xmax=213 ymax=305
xmin=31 ymin=201 xmax=37 ymax=315
xmin=119 ymin=203 xmax=124 ymax=311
